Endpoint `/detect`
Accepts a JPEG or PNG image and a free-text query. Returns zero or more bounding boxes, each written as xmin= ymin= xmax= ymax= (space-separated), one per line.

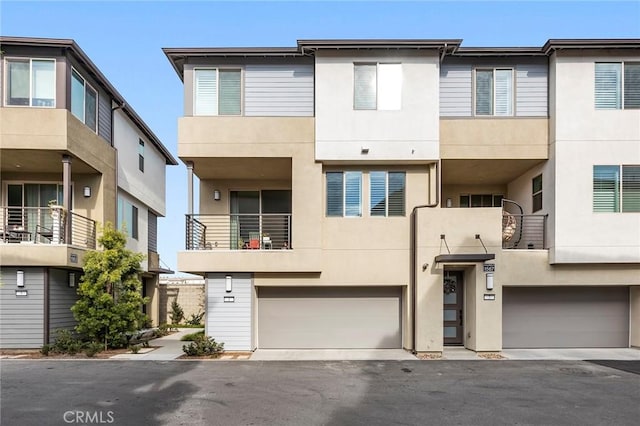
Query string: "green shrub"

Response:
xmin=182 ymin=335 xmax=224 ymax=357
xmin=186 ymin=311 xmax=205 ymax=326
xmin=40 ymin=344 xmax=51 ymax=356
xmin=52 ymin=329 xmax=83 ymax=354
xmin=84 ymin=342 xmax=103 ymax=357
xmin=155 ymin=323 xmax=170 ymax=337
xmin=169 ymin=300 xmax=184 ymax=325
xmin=129 ymin=344 xmax=141 ymax=354
xmin=181 ymin=330 xmax=205 ymax=341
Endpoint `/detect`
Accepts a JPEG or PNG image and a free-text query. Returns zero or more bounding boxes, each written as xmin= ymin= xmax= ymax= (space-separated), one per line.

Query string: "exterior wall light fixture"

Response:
xmin=83 ymin=186 xmax=91 ymax=198
xmin=214 ymin=190 xmax=221 ymax=201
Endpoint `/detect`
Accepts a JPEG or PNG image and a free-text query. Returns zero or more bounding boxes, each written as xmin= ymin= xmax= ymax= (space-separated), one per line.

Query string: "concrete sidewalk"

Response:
xmin=111 ymin=328 xmax=202 ymax=360
xmin=251 ymin=349 xmax=417 ymax=361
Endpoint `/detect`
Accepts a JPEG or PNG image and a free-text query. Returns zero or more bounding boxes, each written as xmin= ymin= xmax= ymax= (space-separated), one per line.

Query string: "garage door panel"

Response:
xmin=258 ymin=286 xmax=401 ymax=349
xmin=503 ymin=287 xmax=629 ymax=348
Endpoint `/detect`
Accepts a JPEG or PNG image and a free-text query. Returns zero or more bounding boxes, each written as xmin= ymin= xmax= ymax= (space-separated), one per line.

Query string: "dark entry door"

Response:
xmin=443 ymin=271 xmax=464 ymax=345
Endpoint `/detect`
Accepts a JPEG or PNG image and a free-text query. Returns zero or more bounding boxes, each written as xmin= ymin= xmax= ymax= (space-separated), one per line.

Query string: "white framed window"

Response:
xmin=354 ymin=63 xmax=402 ymax=110
xmin=475 ymin=68 xmax=513 ymax=116
xmin=70 ymin=68 xmax=98 ymax=131
xmin=370 ymin=171 xmax=406 ymax=216
xmin=595 ymin=62 xmax=640 ymax=109
xmin=138 ymin=139 xmax=145 ymax=172
xmin=6 ymin=58 xmax=56 ymax=107
xmin=532 ymin=174 xmax=543 ymax=213
xmin=594 ymin=165 xmax=640 ymax=212
xmin=326 ymin=171 xmax=362 ymax=217
xmin=194 ymin=68 xmax=241 ymax=115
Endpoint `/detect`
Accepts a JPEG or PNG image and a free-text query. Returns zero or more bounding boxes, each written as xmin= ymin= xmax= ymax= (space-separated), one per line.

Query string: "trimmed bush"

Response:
xmin=181 ymin=330 xmax=205 ymax=341
xmin=182 ymin=335 xmax=224 ymax=357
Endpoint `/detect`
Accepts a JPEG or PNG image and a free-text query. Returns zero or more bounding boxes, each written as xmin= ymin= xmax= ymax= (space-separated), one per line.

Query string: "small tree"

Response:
xmin=169 ymin=299 xmax=184 ymax=325
xmin=71 ymin=223 xmax=148 ymax=349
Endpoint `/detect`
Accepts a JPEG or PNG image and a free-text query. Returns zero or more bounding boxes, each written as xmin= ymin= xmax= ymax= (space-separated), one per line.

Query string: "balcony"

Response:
xmin=186 ymin=214 xmax=291 ymax=251
xmin=0 ymin=206 xmax=96 ymax=249
xmin=502 ymin=200 xmax=548 ymax=250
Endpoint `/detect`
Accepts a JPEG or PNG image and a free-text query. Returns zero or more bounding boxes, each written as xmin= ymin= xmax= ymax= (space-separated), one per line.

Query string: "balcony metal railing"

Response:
xmin=0 ymin=206 xmax=96 ymax=249
xmin=186 ymin=214 xmax=292 ymax=251
xmin=501 ymin=199 xmax=547 ymax=250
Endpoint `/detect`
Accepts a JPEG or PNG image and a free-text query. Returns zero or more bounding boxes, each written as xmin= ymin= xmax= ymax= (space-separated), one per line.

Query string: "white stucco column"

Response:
xmin=62 ymin=155 xmax=72 ymax=243
xmin=186 ymin=161 xmax=194 ymax=215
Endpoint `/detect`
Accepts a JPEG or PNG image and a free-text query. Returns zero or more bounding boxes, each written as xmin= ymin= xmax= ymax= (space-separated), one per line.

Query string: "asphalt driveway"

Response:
xmin=1 ymin=359 xmax=638 ymax=425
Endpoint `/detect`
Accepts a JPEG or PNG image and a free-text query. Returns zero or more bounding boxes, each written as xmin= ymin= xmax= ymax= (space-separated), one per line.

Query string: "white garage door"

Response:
xmin=258 ymin=286 xmax=402 ymax=349
xmin=503 ymin=287 xmax=629 ymax=348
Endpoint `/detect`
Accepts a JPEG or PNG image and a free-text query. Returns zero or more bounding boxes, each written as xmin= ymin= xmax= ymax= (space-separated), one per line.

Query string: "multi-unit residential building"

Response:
xmin=166 ymin=38 xmax=639 ymax=353
xmin=0 ymin=37 xmax=177 ymax=348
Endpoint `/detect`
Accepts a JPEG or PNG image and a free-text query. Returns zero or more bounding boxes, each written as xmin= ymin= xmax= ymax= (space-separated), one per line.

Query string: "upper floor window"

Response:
xmin=326 ymin=171 xmax=362 ymax=217
xmin=138 ymin=139 xmax=145 ymax=172
xmin=475 ymin=68 xmax=513 ymax=116
xmin=593 ymin=165 xmax=640 ymax=212
xmin=595 ymin=62 xmax=640 ymax=109
xmin=71 ymin=68 xmax=97 ymax=131
xmin=459 ymin=194 xmax=503 ymax=208
xmin=370 ymin=171 xmax=406 ymax=216
xmin=532 ymin=174 xmax=543 ymax=212
xmin=6 ymin=58 xmax=55 ymax=107
xmin=117 ymin=196 xmax=139 ymax=239
xmin=354 ymin=63 xmax=402 ymax=110
xmin=194 ymin=68 xmax=241 ymax=115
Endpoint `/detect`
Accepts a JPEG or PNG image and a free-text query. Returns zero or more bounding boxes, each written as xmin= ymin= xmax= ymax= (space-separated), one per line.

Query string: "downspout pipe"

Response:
xmin=410 ymin=160 xmax=440 ymax=354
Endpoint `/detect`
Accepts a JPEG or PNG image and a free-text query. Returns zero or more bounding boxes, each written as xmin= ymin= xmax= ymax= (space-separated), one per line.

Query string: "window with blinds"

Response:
xmin=194 ymin=68 xmax=241 ymax=115
xmin=475 ymin=68 xmax=513 ymax=116
xmin=595 ymin=62 xmax=640 ymax=109
xmin=370 ymin=172 xmax=406 ymax=216
xmin=593 ymin=165 xmax=640 ymax=212
xmin=532 ymin=174 xmax=543 ymax=213
xmin=354 ymin=63 xmax=401 ymax=110
xmin=326 ymin=171 xmax=362 ymax=217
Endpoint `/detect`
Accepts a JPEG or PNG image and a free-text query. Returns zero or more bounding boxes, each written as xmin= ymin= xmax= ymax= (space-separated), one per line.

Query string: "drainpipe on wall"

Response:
xmin=410 ymin=160 xmax=440 ymax=354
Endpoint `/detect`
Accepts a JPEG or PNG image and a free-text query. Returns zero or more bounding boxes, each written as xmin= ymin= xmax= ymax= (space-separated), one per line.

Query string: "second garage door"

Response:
xmin=503 ymin=286 xmax=629 ymax=348
xmin=258 ymin=286 xmax=402 ymax=349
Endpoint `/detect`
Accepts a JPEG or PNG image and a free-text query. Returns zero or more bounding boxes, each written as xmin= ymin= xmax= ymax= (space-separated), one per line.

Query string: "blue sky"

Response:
xmin=2 ymin=1 xmax=639 ymax=275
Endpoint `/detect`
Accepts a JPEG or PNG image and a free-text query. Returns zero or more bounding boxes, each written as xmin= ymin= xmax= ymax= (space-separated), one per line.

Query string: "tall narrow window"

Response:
xmin=6 ymin=59 xmax=55 ymax=107
xmin=622 ymin=165 xmax=640 ymax=212
xmin=624 ymin=63 xmax=640 ymax=109
xmin=370 ymin=172 xmax=406 ymax=216
xmin=593 ymin=166 xmax=620 ymax=212
xmin=71 ymin=68 xmax=97 ymax=131
xmin=326 ymin=172 xmax=362 ymax=217
xmin=131 ymin=205 xmax=139 ymax=240
xmin=354 ymin=63 xmax=401 ymax=110
xmin=475 ymin=69 xmax=513 ymax=116
xmin=138 ymin=139 xmax=145 ymax=172
xmin=532 ymin=175 xmax=543 ymax=212
xmin=194 ymin=68 xmax=241 ymax=116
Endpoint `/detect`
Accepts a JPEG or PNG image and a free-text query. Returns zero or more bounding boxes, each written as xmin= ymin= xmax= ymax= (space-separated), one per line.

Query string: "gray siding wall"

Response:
xmin=0 ymin=268 xmax=44 ymax=348
xmin=515 ymin=64 xmax=548 ymax=117
xmin=439 ymin=59 xmax=548 ymax=117
xmin=440 ymin=64 xmax=473 ymax=116
xmin=206 ymin=273 xmax=252 ymax=351
xmin=97 ymin=91 xmax=112 ymax=143
xmin=148 ymin=211 xmax=158 ymax=253
xmin=48 ymin=268 xmax=78 ymax=335
xmin=244 ymin=65 xmax=314 ymax=116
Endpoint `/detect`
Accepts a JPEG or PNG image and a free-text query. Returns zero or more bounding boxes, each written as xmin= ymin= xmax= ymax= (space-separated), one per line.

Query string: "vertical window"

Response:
xmin=475 ymin=69 xmax=513 ymax=116
xmin=532 ymin=175 xmax=543 ymax=212
xmin=326 ymin=172 xmax=362 ymax=217
xmin=6 ymin=59 xmax=55 ymax=107
xmin=138 ymin=139 xmax=145 ymax=172
xmin=595 ymin=62 xmax=640 ymax=109
xmin=194 ymin=68 xmax=241 ymax=116
xmin=622 ymin=165 xmax=640 ymax=212
xmin=131 ymin=205 xmax=139 ymax=240
xmin=594 ymin=166 xmax=621 ymax=212
xmin=370 ymin=172 xmax=406 ymax=216
xmin=354 ymin=63 xmax=401 ymax=110
xmin=71 ymin=69 xmax=97 ymax=131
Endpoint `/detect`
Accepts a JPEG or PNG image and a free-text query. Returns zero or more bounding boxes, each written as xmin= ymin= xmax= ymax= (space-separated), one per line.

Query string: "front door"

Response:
xmin=443 ymin=271 xmax=464 ymax=345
